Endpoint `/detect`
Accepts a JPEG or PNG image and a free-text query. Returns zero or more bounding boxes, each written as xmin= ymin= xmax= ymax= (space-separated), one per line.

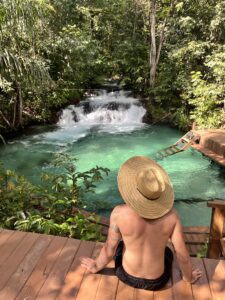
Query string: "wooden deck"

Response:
xmin=192 ymin=129 xmax=225 ymax=166
xmin=0 ymin=229 xmax=224 ymax=300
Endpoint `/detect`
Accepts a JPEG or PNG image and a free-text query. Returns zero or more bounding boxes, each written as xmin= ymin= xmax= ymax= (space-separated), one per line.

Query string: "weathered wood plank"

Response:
xmin=190 ymin=258 xmax=212 ymax=300
xmin=115 ymin=280 xmax=134 ymax=300
xmin=220 ymin=238 xmax=225 ymax=258
xmin=153 ymin=279 xmax=173 ymax=300
xmin=0 ymin=229 xmax=15 ymax=251
xmin=172 ymin=257 xmax=193 ymax=300
xmin=207 ymin=207 xmax=225 ymax=258
xmin=0 ymin=232 xmax=38 ymax=292
xmin=17 ymin=236 xmax=67 ymax=300
xmin=36 ymin=237 xmax=81 ymax=300
xmin=203 ymin=258 xmax=225 ymax=300
xmin=207 ymin=200 xmax=225 ymax=209
xmin=94 ymin=259 xmax=119 ymax=300
xmin=75 ymin=242 xmax=103 ymax=300
xmin=183 ymin=227 xmax=210 ymax=234
xmin=184 ymin=233 xmax=208 ymax=245
xmin=185 ymin=234 xmax=199 ymax=257
xmin=0 ymin=230 xmax=27 ymax=266
xmin=0 ymin=234 xmax=53 ymax=300
xmin=57 ymin=240 xmax=96 ymax=300
xmin=134 ymin=287 xmax=154 ymax=300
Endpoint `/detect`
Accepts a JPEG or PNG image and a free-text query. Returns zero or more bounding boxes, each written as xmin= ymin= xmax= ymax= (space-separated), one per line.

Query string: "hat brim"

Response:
xmin=117 ymin=156 xmax=174 ymax=219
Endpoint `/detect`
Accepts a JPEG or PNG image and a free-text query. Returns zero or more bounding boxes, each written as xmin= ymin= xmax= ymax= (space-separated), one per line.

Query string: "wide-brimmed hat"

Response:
xmin=117 ymin=156 xmax=174 ymax=219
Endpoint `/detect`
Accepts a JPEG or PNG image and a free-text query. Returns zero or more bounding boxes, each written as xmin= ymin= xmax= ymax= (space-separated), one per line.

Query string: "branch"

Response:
xmin=0 ymin=110 xmax=14 ymax=129
xmin=0 ymin=134 xmax=6 ymax=145
xmin=156 ymin=0 xmax=177 ymax=66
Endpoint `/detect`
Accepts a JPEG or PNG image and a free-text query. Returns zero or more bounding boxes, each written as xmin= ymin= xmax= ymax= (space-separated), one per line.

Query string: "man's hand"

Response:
xmin=80 ymin=257 xmax=98 ymax=273
xmin=182 ymin=268 xmax=202 ymax=284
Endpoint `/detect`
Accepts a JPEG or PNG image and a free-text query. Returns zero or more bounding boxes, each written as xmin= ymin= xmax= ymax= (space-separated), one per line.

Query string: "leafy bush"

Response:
xmin=0 ymin=154 xmax=109 ymax=241
xmin=172 ymin=108 xmax=191 ymax=131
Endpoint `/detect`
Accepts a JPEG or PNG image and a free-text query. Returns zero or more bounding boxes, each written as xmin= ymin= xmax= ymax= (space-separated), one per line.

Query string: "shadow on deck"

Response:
xmin=0 ymin=229 xmax=224 ymax=300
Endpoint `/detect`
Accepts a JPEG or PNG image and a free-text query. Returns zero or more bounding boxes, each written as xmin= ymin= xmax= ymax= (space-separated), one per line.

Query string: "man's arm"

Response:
xmin=171 ymin=211 xmax=202 ymax=283
xmin=81 ymin=207 xmax=122 ymax=273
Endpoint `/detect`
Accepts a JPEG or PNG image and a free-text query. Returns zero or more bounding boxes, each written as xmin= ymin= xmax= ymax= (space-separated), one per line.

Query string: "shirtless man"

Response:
xmin=81 ymin=156 xmax=202 ymax=290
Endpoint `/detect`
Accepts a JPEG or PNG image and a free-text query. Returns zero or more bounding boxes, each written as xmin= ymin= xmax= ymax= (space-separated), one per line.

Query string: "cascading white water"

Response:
xmin=57 ymin=90 xmax=146 ymax=132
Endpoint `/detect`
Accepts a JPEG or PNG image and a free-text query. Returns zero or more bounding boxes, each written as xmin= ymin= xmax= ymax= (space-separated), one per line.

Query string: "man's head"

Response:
xmin=117 ymin=156 xmax=174 ymax=219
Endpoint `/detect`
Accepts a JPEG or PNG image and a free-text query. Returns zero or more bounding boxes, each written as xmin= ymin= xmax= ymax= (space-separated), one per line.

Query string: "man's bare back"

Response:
xmin=115 ymin=204 xmax=176 ymax=278
xmin=81 ymin=204 xmax=202 ymax=283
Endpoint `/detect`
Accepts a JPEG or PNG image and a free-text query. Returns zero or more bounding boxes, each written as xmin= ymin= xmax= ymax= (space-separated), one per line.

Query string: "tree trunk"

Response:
xmin=15 ymin=81 xmax=23 ymax=127
xmin=149 ymin=0 xmax=157 ymax=88
xmin=149 ymin=0 xmax=176 ymax=89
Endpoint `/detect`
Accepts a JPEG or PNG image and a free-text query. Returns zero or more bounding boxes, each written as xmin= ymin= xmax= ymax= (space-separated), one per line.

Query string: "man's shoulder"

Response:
xmin=163 ymin=208 xmax=180 ymax=223
xmin=111 ymin=204 xmax=127 ymax=215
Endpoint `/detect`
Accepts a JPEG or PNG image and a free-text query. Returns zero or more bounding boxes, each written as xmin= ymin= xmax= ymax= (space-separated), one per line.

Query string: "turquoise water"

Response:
xmin=1 ymin=124 xmax=225 ymax=226
xmin=0 ymin=90 xmax=225 ymax=226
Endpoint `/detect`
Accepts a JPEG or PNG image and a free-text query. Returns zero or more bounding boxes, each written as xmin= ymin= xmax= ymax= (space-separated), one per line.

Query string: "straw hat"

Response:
xmin=117 ymin=156 xmax=174 ymax=219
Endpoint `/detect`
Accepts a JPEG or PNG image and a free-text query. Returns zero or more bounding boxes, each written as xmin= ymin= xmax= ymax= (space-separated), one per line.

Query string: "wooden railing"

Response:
xmin=207 ymin=199 xmax=225 ymax=259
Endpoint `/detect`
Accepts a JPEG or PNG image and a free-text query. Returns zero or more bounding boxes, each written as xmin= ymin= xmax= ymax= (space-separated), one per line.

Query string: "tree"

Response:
xmin=149 ymin=0 xmax=177 ymax=88
xmin=0 ymin=0 xmax=53 ymax=129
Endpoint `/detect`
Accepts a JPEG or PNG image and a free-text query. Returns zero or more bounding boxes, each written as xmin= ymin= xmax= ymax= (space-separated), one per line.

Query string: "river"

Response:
xmin=1 ymin=89 xmax=225 ymax=226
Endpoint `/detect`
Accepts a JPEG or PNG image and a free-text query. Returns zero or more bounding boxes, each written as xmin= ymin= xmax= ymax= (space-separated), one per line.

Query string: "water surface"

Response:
xmin=1 ymin=90 xmax=224 ymax=226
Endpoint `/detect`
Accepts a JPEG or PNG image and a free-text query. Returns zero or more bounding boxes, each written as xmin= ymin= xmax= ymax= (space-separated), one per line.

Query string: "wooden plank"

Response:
xmin=0 ymin=232 xmax=38 ymax=291
xmin=172 ymin=257 xmax=193 ymax=300
xmin=207 ymin=207 xmax=225 ymax=258
xmin=0 ymin=234 xmax=53 ymax=300
xmin=191 ymin=258 xmax=212 ymax=300
xmin=185 ymin=233 xmax=208 ymax=257
xmin=16 ymin=235 xmax=68 ymax=300
xmin=0 ymin=229 xmax=15 ymax=251
xmin=185 ymin=234 xmax=198 ymax=257
xmin=57 ymin=240 xmax=96 ymax=300
xmin=153 ymin=279 xmax=173 ymax=300
xmin=134 ymin=288 xmax=154 ymax=300
xmin=116 ymin=280 xmax=134 ymax=300
xmin=94 ymin=258 xmax=119 ymax=300
xmin=36 ymin=237 xmax=81 ymax=300
xmin=207 ymin=200 xmax=225 ymax=209
xmin=203 ymin=258 xmax=225 ymax=300
xmin=75 ymin=243 xmax=104 ymax=300
xmin=183 ymin=227 xmax=210 ymax=234
xmin=184 ymin=233 xmax=208 ymax=245
xmin=0 ymin=230 xmax=27 ymax=266
xmin=220 ymin=238 xmax=225 ymax=257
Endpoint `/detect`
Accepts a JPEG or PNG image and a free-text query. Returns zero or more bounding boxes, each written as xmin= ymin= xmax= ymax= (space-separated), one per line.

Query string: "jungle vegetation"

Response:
xmin=0 ymin=0 xmax=225 ymax=240
xmin=0 ymin=0 xmax=224 ymax=134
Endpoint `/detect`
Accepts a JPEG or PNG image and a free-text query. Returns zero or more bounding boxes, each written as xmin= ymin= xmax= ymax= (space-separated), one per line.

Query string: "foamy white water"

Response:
xmin=57 ymin=90 xmax=146 ymax=132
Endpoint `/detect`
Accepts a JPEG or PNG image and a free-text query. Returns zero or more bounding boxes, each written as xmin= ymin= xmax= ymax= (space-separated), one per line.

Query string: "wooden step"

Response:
xmin=181 ymin=137 xmax=190 ymax=143
xmin=220 ymin=238 xmax=225 ymax=257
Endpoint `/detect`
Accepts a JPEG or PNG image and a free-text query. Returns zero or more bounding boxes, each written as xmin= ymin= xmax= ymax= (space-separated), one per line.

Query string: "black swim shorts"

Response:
xmin=114 ymin=241 xmax=173 ymax=291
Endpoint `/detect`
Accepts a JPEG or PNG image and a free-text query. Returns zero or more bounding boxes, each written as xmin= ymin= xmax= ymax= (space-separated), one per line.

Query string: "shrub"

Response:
xmin=0 ymin=154 xmax=109 ymax=241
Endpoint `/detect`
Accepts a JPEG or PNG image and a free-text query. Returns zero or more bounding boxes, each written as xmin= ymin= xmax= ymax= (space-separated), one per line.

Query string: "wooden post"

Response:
xmin=207 ymin=200 xmax=225 ymax=259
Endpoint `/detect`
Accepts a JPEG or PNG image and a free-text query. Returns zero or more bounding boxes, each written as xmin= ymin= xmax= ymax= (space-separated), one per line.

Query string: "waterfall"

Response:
xmin=57 ymin=90 xmax=146 ymax=133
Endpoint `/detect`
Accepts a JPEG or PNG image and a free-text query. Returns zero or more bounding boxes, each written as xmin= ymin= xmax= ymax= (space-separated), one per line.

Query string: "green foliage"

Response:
xmin=172 ymin=108 xmax=191 ymax=131
xmin=197 ymin=239 xmax=208 ymax=258
xmin=1 ymin=0 xmax=225 ymax=132
xmin=0 ymin=155 xmax=109 ymax=241
xmin=187 ymin=71 xmax=225 ymax=128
